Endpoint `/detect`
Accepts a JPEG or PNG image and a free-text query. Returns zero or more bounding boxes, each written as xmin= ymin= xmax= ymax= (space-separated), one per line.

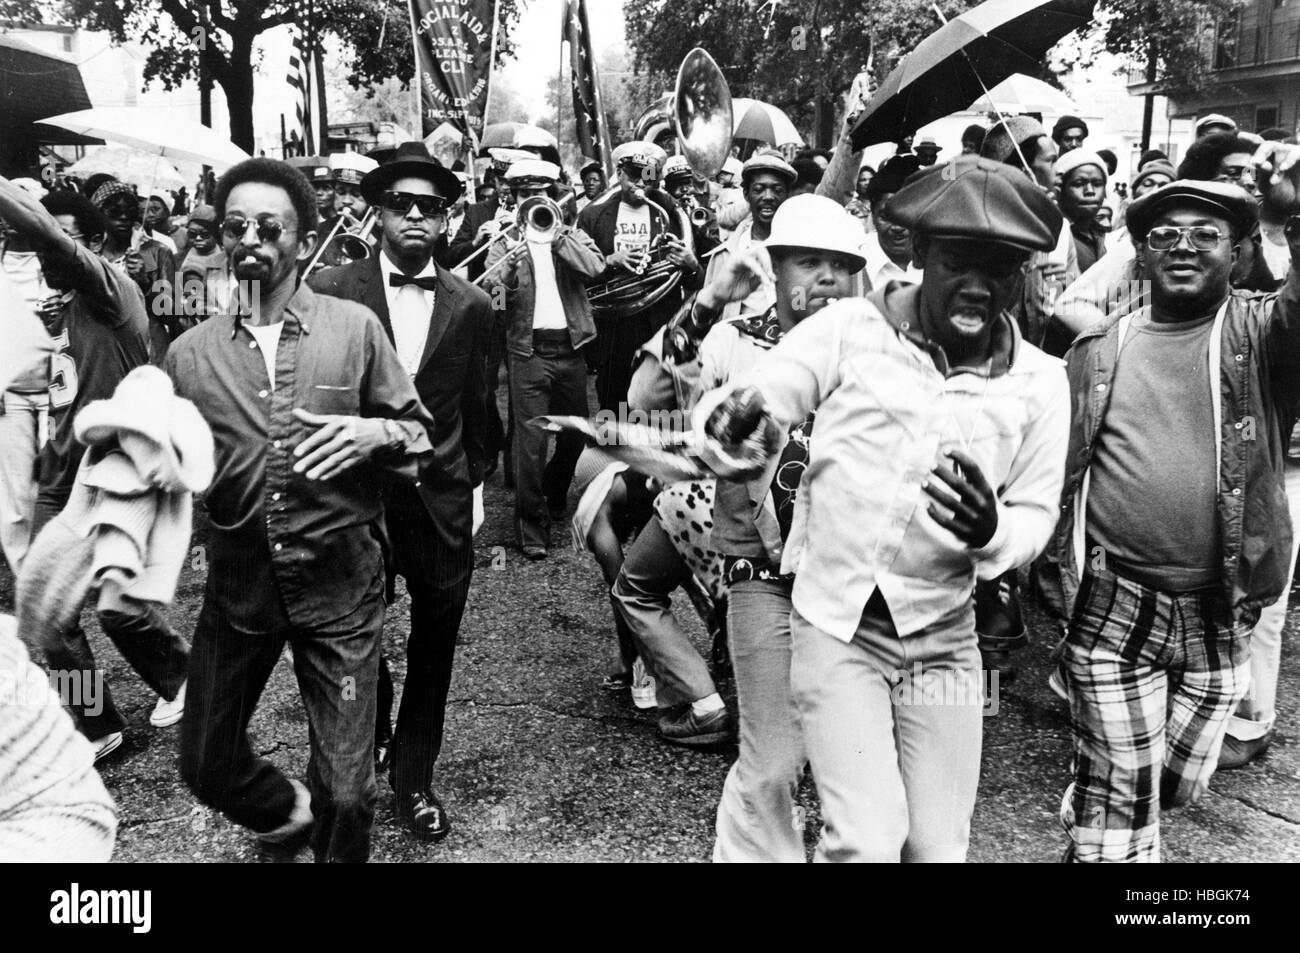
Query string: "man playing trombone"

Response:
xmin=482 ymin=159 xmax=605 ymax=559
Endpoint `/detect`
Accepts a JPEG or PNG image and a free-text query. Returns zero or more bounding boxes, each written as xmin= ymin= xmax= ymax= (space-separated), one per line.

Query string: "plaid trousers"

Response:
xmin=1060 ymin=569 xmax=1250 ymax=863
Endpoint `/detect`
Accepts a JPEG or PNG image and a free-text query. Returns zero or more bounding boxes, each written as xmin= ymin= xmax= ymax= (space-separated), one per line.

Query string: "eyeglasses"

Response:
xmin=222 ymin=215 xmax=285 ymax=243
xmin=382 ymin=191 xmax=448 ymax=216
xmin=1146 ymin=225 xmax=1229 ymax=252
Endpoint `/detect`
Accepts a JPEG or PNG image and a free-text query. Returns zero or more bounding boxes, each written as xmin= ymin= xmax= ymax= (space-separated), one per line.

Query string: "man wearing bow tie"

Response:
xmin=309 ymin=141 xmax=491 ymax=844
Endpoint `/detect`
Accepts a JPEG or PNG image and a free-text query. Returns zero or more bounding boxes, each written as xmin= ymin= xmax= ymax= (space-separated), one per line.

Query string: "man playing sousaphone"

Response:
xmin=578 ymin=141 xmax=704 ymax=415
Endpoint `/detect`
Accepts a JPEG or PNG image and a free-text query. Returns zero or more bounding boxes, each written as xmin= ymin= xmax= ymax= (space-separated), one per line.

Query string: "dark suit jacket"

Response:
xmin=448 ymin=197 xmax=502 ymax=281
xmin=309 ymin=254 xmax=491 ymax=555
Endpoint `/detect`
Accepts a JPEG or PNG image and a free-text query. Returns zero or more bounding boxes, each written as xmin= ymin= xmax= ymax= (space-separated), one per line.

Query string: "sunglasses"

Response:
xmin=1146 ymin=225 xmax=1229 ymax=252
xmin=102 ymin=202 xmax=137 ymax=217
xmin=382 ymin=191 xmax=449 ymax=216
xmin=222 ymin=215 xmax=286 ymax=243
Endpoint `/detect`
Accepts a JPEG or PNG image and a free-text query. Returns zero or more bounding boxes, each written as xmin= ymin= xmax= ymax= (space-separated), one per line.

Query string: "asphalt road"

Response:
xmin=3 ymin=466 xmax=1297 ymax=863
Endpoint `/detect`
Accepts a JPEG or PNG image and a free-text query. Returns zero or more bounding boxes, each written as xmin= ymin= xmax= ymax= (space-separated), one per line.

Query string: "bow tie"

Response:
xmin=389 ymin=273 xmax=438 ymax=292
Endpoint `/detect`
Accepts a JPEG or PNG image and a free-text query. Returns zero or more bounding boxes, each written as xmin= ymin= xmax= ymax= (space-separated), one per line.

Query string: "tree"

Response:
xmin=624 ymin=0 xmax=983 ymax=148
xmin=5 ymin=0 xmax=522 ymax=152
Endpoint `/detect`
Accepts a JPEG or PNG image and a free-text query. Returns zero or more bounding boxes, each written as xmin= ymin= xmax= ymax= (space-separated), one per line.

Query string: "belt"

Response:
xmin=532 ymin=329 xmax=571 ymax=344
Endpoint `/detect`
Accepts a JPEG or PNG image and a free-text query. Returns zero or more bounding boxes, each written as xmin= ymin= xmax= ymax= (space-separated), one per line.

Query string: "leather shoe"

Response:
xmin=523 ymin=544 xmax=548 ymax=561
xmin=658 ymin=705 xmax=733 ymax=748
xmin=374 ymin=737 xmax=393 ymax=778
xmin=976 ymin=575 xmax=1027 ymax=682
xmin=397 ymin=789 xmax=451 ymax=842
xmin=1217 ymin=731 xmax=1272 ymax=770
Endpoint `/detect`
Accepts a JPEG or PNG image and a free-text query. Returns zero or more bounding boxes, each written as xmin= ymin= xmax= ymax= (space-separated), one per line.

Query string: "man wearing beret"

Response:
xmin=693 ymin=156 xmax=1071 ymax=861
xmin=309 ymin=142 xmax=490 ymax=841
xmin=1052 ymin=145 xmax=1300 ymax=862
xmin=1052 ymin=116 xmax=1089 ymax=156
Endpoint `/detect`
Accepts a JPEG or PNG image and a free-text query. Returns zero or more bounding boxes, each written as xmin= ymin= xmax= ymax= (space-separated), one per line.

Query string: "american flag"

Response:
xmin=286 ymin=26 xmax=319 ymax=155
xmin=562 ymin=0 xmax=612 ymax=178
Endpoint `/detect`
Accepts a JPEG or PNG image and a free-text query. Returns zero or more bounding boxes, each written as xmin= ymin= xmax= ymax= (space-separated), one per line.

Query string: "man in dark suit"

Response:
xmin=309 ymin=141 xmax=490 ymax=843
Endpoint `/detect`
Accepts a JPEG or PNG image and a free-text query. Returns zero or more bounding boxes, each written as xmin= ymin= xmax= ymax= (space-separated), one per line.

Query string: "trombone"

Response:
xmin=304 ymin=206 xmax=378 ymax=275
xmin=472 ymin=195 xmax=565 ymax=287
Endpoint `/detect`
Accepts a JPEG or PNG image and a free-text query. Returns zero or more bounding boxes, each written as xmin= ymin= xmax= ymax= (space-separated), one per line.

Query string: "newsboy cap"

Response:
xmin=883 ymin=155 xmax=1062 ymax=253
xmin=1124 ymin=179 xmax=1259 ymax=242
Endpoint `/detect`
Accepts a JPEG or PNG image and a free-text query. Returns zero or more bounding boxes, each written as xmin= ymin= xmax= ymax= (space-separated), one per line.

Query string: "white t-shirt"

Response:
xmin=246 ymin=321 xmax=284 ymax=389
xmin=614 ymin=202 xmax=653 ymax=259
xmin=527 ymin=231 xmax=567 ymax=331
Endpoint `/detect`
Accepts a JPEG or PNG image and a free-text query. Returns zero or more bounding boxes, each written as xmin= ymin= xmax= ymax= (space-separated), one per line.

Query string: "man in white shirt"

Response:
xmin=485 ymin=159 xmax=605 ymax=559
xmin=695 ymin=157 xmax=1070 ymax=862
xmin=861 ymin=155 xmax=924 ymax=289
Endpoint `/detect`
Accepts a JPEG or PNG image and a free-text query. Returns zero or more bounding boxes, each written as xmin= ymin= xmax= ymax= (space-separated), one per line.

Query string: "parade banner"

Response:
xmin=409 ymin=0 xmax=498 ymax=146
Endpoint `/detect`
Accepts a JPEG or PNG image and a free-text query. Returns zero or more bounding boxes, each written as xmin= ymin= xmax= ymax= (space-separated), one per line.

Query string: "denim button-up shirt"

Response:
xmin=164 ymin=283 xmax=434 ymax=632
xmin=694 ymin=283 xmax=1070 ymax=642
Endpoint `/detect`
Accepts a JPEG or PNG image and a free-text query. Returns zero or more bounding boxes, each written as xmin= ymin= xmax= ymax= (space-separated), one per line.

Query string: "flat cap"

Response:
xmin=980 ymin=116 xmax=1046 ymax=165
xmin=741 ymin=152 xmax=797 ymax=187
xmin=1124 ymin=179 xmax=1259 ymax=242
xmin=1195 ymin=113 xmax=1237 ymax=136
xmin=884 ymin=155 xmax=1062 ymax=252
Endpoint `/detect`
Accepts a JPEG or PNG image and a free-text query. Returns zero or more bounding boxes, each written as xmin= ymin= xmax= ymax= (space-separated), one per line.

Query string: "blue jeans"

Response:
xmin=791 ymin=592 xmax=984 ymax=862
xmin=179 ymin=580 xmax=382 ymax=863
xmin=714 ymin=578 xmax=806 ymax=863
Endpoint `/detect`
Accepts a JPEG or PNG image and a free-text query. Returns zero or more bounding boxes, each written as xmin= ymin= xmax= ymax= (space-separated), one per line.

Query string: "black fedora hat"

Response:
xmin=361 ymin=141 xmax=463 ymax=205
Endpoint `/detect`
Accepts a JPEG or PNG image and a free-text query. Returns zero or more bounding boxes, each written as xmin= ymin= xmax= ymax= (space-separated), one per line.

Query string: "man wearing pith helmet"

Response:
xmin=1052 ymin=140 xmax=1300 ymax=863
xmin=692 ymin=155 xmax=1070 ymax=862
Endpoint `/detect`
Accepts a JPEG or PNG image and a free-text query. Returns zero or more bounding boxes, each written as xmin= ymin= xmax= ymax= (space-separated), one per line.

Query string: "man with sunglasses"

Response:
xmin=309 ymin=142 xmax=489 ymax=843
xmin=578 ymin=141 xmax=701 ymax=415
xmin=164 ymin=158 xmax=436 ymax=862
xmin=1052 ymin=144 xmax=1300 ymax=862
xmin=693 ymin=157 xmax=1070 ymax=861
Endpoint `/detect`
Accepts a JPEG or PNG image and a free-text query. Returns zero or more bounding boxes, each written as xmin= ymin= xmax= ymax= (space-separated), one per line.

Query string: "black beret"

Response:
xmin=883 ymin=155 xmax=1062 ymax=252
xmin=1052 ymin=115 xmax=1089 ymax=140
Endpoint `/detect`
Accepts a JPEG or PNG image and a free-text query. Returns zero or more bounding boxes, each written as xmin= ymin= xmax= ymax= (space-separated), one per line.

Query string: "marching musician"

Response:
xmin=662 ymin=155 xmax=720 ymax=257
xmin=448 ymin=147 xmax=530 ymax=282
xmin=577 ymin=141 xmax=703 ymax=414
xmin=483 ymin=158 xmax=605 ymax=560
xmin=309 ymin=142 xmax=490 ymax=844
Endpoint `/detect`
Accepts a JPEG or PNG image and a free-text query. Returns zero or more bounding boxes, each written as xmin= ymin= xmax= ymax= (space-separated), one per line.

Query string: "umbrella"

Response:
xmin=731 ymin=98 xmax=803 ymax=146
xmin=849 ymin=0 xmax=1097 ymax=148
xmin=969 ymin=72 xmax=1079 ymax=116
xmin=67 ymin=146 xmax=188 ymax=192
xmin=37 ymin=106 xmax=250 ymax=169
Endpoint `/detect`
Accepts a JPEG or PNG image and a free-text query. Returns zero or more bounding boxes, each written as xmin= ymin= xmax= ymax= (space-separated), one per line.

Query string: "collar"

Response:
xmin=227 ymin=279 xmax=315 ymax=339
xmin=378 ymin=249 xmax=438 ymax=286
xmin=869 ymin=282 xmax=1020 ymax=379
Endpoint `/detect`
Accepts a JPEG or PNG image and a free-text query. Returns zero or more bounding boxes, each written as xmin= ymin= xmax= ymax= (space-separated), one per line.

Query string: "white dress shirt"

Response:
xmin=379 ymin=251 xmax=436 ymax=376
xmin=862 ymin=232 xmax=923 ymax=289
xmin=527 ymin=231 xmax=567 ymax=330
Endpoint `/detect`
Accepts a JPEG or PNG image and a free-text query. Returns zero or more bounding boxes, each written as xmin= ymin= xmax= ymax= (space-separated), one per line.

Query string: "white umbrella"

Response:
xmin=39 ymin=107 xmax=250 ymax=170
xmin=731 ymin=98 xmax=804 ymax=146
xmin=67 ymin=146 xmax=187 ymax=191
xmin=969 ymin=73 xmax=1078 ymax=117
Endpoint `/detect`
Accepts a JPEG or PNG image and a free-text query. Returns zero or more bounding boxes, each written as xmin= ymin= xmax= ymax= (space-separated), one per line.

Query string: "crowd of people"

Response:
xmin=1 ymin=94 xmax=1298 ymax=863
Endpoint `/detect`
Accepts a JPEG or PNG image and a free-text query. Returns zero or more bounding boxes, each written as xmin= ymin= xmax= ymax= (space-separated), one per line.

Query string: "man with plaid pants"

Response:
xmin=1052 ymin=147 xmax=1300 ymax=862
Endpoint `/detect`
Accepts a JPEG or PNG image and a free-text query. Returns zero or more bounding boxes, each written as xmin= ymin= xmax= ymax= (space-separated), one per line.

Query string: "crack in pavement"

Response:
xmin=119 ymin=812 xmax=190 ymax=830
xmin=1219 ymin=791 xmax=1300 ymax=827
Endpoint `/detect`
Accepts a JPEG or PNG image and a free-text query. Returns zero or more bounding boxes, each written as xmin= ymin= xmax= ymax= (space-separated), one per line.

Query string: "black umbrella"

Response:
xmin=849 ymin=0 xmax=1097 ymax=149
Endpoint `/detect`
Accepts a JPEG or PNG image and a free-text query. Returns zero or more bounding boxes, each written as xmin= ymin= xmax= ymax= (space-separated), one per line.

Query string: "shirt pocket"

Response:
xmin=307 ymin=382 xmax=361 ymax=416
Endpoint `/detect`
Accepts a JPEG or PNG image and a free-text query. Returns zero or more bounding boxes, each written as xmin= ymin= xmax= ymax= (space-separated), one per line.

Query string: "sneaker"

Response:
xmin=258 ymin=778 xmax=314 ymax=847
xmin=150 ymin=682 xmax=186 ymax=728
xmin=658 ymin=705 xmax=734 ymax=748
xmin=1048 ymin=663 xmax=1068 ymax=702
xmin=91 ymin=731 xmax=124 ymax=764
xmin=1217 ymin=732 xmax=1272 ymax=770
xmin=630 ymin=657 xmax=656 ymax=710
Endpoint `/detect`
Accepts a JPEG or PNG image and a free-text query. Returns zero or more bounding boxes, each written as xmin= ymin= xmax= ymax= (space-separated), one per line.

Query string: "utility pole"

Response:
xmin=199 ymin=4 xmax=212 ymax=128
xmin=1140 ymin=39 xmax=1157 ymax=153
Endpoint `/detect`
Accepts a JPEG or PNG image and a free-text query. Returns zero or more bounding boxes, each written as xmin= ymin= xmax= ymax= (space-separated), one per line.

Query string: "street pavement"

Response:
xmin=3 ymin=471 xmax=1297 ymax=863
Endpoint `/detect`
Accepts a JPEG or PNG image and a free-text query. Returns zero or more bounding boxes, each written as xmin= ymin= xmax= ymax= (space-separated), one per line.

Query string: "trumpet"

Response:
xmin=305 ymin=207 xmax=377 ymax=275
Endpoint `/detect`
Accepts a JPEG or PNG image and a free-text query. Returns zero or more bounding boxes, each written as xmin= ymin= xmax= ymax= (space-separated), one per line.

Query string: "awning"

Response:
xmin=0 ymin=33 xmax=98 ymax=145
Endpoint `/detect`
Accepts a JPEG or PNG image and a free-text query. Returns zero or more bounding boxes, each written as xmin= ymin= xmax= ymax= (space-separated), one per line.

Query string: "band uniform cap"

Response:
xmin=504 ymin=158 xmax=561 ymax=185
xmin=579 ymin=159 xmax=604 ymax=177
xmin=613 ymin=142 xmax=655 ymax=169
xmin=489 ymin=147 xmax=535 ymax=171
xmin=1054 ymin=149 xmax=1108 ymax=183
xmin=1195 ymin=113 xmax=1237 ymax=135
xmin=883 ymin=155 xmax=1062 ymax=253
xmin=764 ymin=194 xmax=866 ymax=271
xmin=287 ymin=156 xmax=332 ymax=184
xmin=360 ymin=141 xmax=462 ymax=205
xmin=643 ymin=142 xmax=668 ymax=176
xmin=662 ymin=155 xmax=692 ymax=181
xmin=741 ymin=152 xmax=797 ymax=186
xmin=330 ymin=151 xmax=379 ymax=187
xmin=1124 ymin=179 xmax=1259 ymax=242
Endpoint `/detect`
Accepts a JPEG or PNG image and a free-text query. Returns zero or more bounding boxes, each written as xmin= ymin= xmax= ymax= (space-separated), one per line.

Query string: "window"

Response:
xmin=1256 ymin=105 xmax=1280 ymax=130
xmin=1215 ymin=12 xmax=1239 ymax=68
